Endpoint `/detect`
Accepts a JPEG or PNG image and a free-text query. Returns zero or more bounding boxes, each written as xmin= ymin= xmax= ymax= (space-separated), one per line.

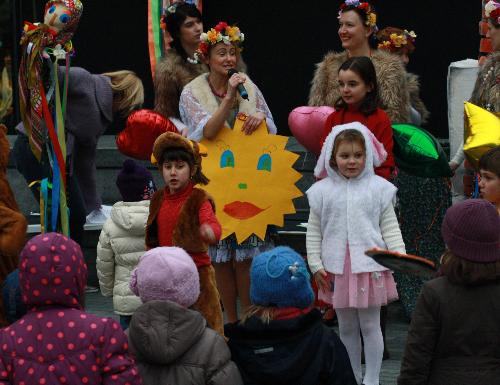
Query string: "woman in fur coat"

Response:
xmin=153 ymin=2 xmax=207 ymax=134
xmin=376 ymin=27 xmax=429 ymax=126
xmin=308 ymin=1 xmax=410 ymax=124
xmin=377 ymin=27 xmax=451 ymax=319
xmin=449 ymin=1 xmax=499 ymax=173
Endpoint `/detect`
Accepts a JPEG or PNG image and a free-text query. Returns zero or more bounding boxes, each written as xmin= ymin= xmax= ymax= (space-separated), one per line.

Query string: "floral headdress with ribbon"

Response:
xmin=197 ymin=21 xmax=245 ymax=56
xmin=485 ymin=0 xmax=500 ymax=25
xmin=377 ymin=28 xmax=416 ymax=53
xmin=159 ymin=0 xmax=197 ymax=30
xmin=18 ymin=0 xmax=83 ymax=236
xmin=339 ymin=0 xmax=377 ymax=29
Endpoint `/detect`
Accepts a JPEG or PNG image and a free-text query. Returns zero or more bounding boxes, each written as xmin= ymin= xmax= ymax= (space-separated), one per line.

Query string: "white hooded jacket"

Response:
xmin=306 ymin=122 xmax=405 ymax=274
xmin=97 ymin=200 xmax=149 ymax=315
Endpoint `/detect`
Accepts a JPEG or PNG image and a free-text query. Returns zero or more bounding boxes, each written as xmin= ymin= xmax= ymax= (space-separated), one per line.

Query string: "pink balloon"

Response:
xmin=288 ymin=106 xmax=335 ymax=156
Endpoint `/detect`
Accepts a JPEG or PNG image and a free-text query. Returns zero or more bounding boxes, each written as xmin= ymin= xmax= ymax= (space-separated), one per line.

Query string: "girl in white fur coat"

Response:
xmin=306 ymin=122 xmax=405 ymax=385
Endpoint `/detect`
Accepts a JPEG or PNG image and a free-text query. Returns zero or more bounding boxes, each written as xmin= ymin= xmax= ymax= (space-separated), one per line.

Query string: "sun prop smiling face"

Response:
xmin=200 ymin=115 xmax=303 ymax=244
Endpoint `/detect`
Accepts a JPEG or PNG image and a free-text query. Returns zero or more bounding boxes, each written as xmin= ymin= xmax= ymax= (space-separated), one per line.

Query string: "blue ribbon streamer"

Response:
xmin=40 ymin=178 xmax=49 ymax=231
xmin=51 ymin=151 xmax=61 ymax=232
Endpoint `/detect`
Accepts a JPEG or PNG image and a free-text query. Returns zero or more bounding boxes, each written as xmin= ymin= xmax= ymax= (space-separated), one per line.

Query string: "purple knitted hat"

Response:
xmin=442 ymin=199 xmax=500 ymax=263
xmin=116 ymin=159 xmax=156 ymax=202
xmin=130 ymin=247 xmax=200 ymax=307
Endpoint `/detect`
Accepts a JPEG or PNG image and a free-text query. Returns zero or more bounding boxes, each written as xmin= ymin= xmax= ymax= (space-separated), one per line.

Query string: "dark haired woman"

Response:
xmin=398 ymin=199 xmax=500 ymax=385
xmin=154 ymin=2 xmax=206 ymax=134
xmin=309 ymin=0 xmax=410 ymax=124
xmin=320 ymin=56 xmax=395 ymax=179
xmin=378 ymin=26 xmax=451 ymax=320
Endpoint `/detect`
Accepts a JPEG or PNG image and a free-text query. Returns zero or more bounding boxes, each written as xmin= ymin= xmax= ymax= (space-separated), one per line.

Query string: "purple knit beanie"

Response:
xmin=129 ymin=247 xmax=200 ymax=307
xmin=441 ymin=199 xmax=500 ymax=263
xmin=116 ymin=159 xmax=156 ymax=202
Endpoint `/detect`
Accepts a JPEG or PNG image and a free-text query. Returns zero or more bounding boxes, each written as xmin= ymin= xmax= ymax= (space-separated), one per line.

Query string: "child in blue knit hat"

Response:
xmin=225 ymin=246 xmax=357 ymax=385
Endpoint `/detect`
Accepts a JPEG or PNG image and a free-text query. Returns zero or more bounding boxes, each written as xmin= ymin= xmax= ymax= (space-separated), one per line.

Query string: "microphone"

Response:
xmin=227 ymin=68 xmax=249 ymax=100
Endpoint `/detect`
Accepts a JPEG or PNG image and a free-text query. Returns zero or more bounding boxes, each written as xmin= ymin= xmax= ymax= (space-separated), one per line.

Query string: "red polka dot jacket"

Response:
xmin=0 ymin=233 xmax=142 ymax=384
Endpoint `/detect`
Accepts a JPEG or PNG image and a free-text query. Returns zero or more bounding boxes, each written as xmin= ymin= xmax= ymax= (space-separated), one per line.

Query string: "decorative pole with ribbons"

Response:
xmin=18 ymin=0 xmax=83 ymax=237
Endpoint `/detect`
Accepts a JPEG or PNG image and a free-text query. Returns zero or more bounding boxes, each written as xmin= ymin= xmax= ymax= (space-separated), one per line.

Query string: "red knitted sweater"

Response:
xmin=157 ymin=183 xmax=221 ymax=266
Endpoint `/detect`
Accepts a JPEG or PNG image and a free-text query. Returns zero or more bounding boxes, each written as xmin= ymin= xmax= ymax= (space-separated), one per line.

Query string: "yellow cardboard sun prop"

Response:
xmin=200 ymin=116 xmax=303 ymax=244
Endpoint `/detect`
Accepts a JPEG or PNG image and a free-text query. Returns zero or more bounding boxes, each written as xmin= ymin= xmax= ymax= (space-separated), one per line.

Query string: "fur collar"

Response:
xmin=187 ymin=73 xmax=257 ymax=127
xmin=406 ymin=72 xmax=429 ymax=124
xmin=470 ymin=52 xmax=500 ymax=112
xmin=154 ymin=50 xmax=209 ymax=118
xmin=309 ymin=49 xmax=410 ymax=123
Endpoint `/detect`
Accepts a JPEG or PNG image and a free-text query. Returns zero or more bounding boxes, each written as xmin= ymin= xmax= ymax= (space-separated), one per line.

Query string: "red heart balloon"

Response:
xmin=288 ymin=106 xmax=335 ymax=156
xmin=117 ymin=109 xmax=179 ymax=160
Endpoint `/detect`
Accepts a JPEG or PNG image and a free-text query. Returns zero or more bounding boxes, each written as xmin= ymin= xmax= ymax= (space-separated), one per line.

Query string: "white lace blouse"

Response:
xmin=179 ymin=79 xmax=277 ymax=142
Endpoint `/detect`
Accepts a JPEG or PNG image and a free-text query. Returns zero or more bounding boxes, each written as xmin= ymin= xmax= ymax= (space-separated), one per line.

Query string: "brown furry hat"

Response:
xmin=152 ymin=132 xmax=209 ymax=185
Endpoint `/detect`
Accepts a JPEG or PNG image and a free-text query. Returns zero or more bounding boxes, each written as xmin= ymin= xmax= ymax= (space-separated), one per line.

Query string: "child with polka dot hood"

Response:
xmin=0 ymin=232 xmax=142 ymax=385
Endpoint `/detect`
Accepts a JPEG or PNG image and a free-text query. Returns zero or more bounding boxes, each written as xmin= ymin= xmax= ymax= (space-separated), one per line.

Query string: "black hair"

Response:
xmin=334 ymin=56 xmax=380 ymax=116
xmin=165 ymin=3 xmax=202 ymax=60
xmin=339 ymin=3 xmax=378 ymax=49
xmin=160 ymin=147 xmax=195 ymax=167
xmin=159 ymin=146 xmax=209 ymax=185
xmin=479 ymin=146 xmax=500 ymax=177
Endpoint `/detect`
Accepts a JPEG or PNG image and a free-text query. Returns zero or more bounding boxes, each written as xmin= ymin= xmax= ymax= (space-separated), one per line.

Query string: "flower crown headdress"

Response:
xmin=339 ymin=0 xmax=377 ymax=29
xmin=197 ymin=21 xmax=245 ymax=56
xmin=378 ymin=29 xmax=416 ymax=52
xmin=485 ymin=0 xmax=500 ymax=24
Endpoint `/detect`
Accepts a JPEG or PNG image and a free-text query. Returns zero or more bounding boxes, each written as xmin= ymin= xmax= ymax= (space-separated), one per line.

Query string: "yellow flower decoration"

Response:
xmin=367 ymin=12 xmax=377 ymax=27
xmin=198 ymin=22 xmax=245 ymax=56
xmin=390 ymin=33 xmax=407 ymax=48
xmin=206 ymin=29 xmax=220 ymax=44
xmin=226 ymin=26 xmax=240 ymax=41
xmin=378 ymin=41 xmax=392 ymax=49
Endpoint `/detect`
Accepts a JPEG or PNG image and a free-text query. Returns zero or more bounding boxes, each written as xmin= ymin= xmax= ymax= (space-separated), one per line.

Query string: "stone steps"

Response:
xmin=7 ymin=134 xmax=314 ymax=285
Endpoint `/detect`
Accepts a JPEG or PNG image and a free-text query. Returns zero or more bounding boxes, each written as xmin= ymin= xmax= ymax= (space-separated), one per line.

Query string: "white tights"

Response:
xmin=336 ymin=307 xmax=383 ymax=385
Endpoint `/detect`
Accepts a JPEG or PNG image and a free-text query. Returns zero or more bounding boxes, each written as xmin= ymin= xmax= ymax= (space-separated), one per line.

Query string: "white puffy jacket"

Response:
xmin=96 ymin=201 xmax=149 ymax=315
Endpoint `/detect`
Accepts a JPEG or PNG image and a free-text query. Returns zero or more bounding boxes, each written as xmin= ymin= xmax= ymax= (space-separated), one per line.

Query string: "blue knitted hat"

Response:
xmin=250 ymin=246 xmax=314 ymax=309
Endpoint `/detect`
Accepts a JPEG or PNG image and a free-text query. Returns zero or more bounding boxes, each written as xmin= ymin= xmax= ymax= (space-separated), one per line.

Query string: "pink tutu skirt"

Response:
xmin=318 ymin=250 xmax=398 ymax=309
